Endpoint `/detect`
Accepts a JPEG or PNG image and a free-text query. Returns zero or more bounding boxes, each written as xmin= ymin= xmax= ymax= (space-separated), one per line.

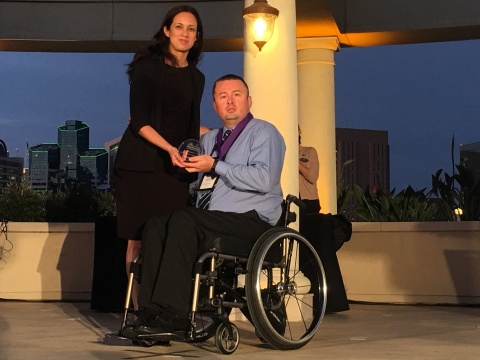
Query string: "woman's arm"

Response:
xmin=138 ymin=125 xmax=184 ymax=167
xmin=299 ymin=161 xmax=311 ymax=180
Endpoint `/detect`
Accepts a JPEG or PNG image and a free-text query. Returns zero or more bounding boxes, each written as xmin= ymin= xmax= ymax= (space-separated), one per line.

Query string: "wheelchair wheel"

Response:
xmin=190 ymin=310 xmax=224 ymax=343
xmin=255 ymin=328 xmax=268 ymax=343
xmin=245 ymin=227 xmax=326 ymax=350
xmin=215 ymin=322 xmax=239 ymax=355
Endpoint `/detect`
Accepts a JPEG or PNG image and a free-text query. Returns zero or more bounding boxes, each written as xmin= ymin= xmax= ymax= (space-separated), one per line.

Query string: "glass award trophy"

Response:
xmin=178 ymin=139 xmax=203 ymax=162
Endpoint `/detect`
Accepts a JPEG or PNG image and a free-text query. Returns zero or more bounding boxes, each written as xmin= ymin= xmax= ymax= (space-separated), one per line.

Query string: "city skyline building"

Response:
xmin=27 ymin=120 xmax=108 ymax=190
xmin=0 ymin=139 xmax=23 ymax=192
xmin=28 ymin=143 xmax=60 ymax=191
xmin=79 ymin=148 xmax=108 ymax=188
xmin=460 ymin=141 xmax=480 ymax=183
xmin=58 ymin=120 xmax=89 ymax=180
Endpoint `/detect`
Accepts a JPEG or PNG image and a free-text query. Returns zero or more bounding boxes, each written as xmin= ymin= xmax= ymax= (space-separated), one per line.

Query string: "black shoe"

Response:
xmin=134 ymin=312 xmax=189 ymax=336
xmin=118 ymin=326 xmax=138 ymax=340
xmin=135 ymin=307 xmax=158 ymax=325
xmin=119 ymin=308 xmax=165 ymax=339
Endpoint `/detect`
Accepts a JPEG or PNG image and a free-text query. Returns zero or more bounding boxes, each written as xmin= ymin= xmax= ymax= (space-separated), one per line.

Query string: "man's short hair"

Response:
xmin=212 ymin=74 xmax=250 ymax=98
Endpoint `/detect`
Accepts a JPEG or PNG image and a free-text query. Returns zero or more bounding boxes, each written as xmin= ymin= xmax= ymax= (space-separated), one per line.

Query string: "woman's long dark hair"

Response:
xmin=127 ymin=5 xmax=204 ymax=82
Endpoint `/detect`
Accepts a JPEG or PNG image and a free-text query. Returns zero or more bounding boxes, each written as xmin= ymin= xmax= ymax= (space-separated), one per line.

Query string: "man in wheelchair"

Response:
xmin=121 ymin=74 xmax=286 ymax=340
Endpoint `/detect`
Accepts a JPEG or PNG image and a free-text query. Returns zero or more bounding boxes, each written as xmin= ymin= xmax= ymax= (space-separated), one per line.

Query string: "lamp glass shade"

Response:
xmin=244 ymin=13 xmax=276 ymax=50
xmin=243 ymin=0 xmax=279 ymax=51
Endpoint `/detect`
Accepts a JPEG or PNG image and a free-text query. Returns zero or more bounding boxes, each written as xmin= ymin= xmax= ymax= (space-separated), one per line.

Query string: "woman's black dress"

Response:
xmin=114 ymin=61 xmax=203 ymax=240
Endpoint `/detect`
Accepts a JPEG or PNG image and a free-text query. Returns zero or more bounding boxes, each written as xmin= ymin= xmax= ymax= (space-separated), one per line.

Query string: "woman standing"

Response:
xmin=298 ymin=126 xmax=321 ymax=215
xmin=113 ymin=5 xmax=206 ymax=310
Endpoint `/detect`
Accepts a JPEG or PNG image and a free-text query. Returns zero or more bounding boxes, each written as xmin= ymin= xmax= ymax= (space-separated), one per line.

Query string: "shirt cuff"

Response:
xmin=214 ymin=160 xmax=228 ymax=176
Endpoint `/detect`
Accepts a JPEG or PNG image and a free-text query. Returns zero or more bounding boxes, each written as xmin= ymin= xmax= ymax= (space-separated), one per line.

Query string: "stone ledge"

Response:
xmin=7 ymin=222 xmax=95 ymax=233
xmin=353 ymin=221 xmax=480 ymax=232
xmin=339 ymin=222 xmax=480 ymax=305
xmin=0 ymin=222 xmax=95 ymax=301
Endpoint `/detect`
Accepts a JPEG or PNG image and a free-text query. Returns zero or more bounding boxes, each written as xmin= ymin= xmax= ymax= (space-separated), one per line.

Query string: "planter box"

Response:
xmin=0 ymin=222 xmax=94 ymax=301
xmin=2 ymin=220 xmax=479 ymax=305
xmin=337 ymin=221 xmax=480 ymax=305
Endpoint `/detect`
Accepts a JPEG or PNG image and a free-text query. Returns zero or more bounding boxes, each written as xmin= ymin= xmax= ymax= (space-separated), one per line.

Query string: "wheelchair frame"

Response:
xmin=119 ymin=194 xmax=327 ymax=354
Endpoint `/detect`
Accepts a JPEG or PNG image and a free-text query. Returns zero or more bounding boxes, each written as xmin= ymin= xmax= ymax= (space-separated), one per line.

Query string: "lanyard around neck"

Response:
xmin=214 ymin=112 xmax=253 ymax=160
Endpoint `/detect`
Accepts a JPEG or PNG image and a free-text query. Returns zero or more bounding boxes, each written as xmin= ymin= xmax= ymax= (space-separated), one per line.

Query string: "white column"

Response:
xmin=297 ymin=37 xmax=340 ymax=214
xmin=243 ymin=0 xmax=299 ymax=223
xmin=242 ymin=0 xmax=310 ymax=322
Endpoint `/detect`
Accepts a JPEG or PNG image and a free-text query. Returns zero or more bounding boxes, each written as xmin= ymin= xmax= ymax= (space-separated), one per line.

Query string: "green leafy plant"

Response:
xmin=0 ymin=180 xmax=116 ymax=222
xmin=429 ymin=134 xmax=480 ymax=221
xmin=352 ymin=184 xmax=438 ymax=222
xmin=430 ymin=165 xmax=480 ymax=221
xmin=94 ymin=191 xmax=116 ymax=217
xmin=351 ymin=135 xmax=480 ymax=222
xmin=0 ymin=179 xmax=47 ymax=222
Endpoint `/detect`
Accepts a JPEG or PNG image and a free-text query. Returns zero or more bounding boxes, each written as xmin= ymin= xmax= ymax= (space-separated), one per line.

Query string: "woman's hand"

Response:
xmin=137 ymin=125 xmax=189 ymax=168
xmin=168 ymin=146 xmax=186 ymax=167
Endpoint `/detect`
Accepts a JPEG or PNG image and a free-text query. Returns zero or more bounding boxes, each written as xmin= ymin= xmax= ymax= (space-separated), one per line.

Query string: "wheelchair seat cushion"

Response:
xmin=204 ymin=235 xmax=257 ymax=258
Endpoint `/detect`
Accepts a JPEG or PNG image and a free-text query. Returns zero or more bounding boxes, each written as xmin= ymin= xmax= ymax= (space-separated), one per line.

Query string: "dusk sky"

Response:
xmin=1 ymin=39 xmax=480 ymax=192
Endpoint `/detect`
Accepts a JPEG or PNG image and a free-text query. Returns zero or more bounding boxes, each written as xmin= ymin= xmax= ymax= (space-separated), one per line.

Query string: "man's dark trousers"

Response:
xmin=138 ymin=207 xmax=272 ymax=315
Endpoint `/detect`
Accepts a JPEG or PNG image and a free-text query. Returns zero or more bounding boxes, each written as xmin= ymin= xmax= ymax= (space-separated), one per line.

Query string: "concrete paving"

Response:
xmin=0 ymin=301 xmax=479 ymax=360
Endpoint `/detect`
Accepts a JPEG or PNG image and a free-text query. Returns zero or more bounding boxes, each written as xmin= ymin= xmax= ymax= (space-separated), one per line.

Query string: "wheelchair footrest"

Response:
xmin=136 ymin=331 xmax=185 ymax=341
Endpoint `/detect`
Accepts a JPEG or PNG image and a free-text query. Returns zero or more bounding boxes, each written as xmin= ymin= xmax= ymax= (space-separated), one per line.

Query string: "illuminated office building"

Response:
xmin=28 ymin=143 xmax=60 ymax=191
xmin=58 ymin=120 xmax=89 ymax=179
xmin=79 ymin=148 xmax=108 ymax=188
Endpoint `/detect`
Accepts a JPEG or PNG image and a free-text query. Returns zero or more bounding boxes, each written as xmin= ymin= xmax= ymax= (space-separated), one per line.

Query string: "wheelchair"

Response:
xmin=118 ymin=195 xmax=327 ymax=354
